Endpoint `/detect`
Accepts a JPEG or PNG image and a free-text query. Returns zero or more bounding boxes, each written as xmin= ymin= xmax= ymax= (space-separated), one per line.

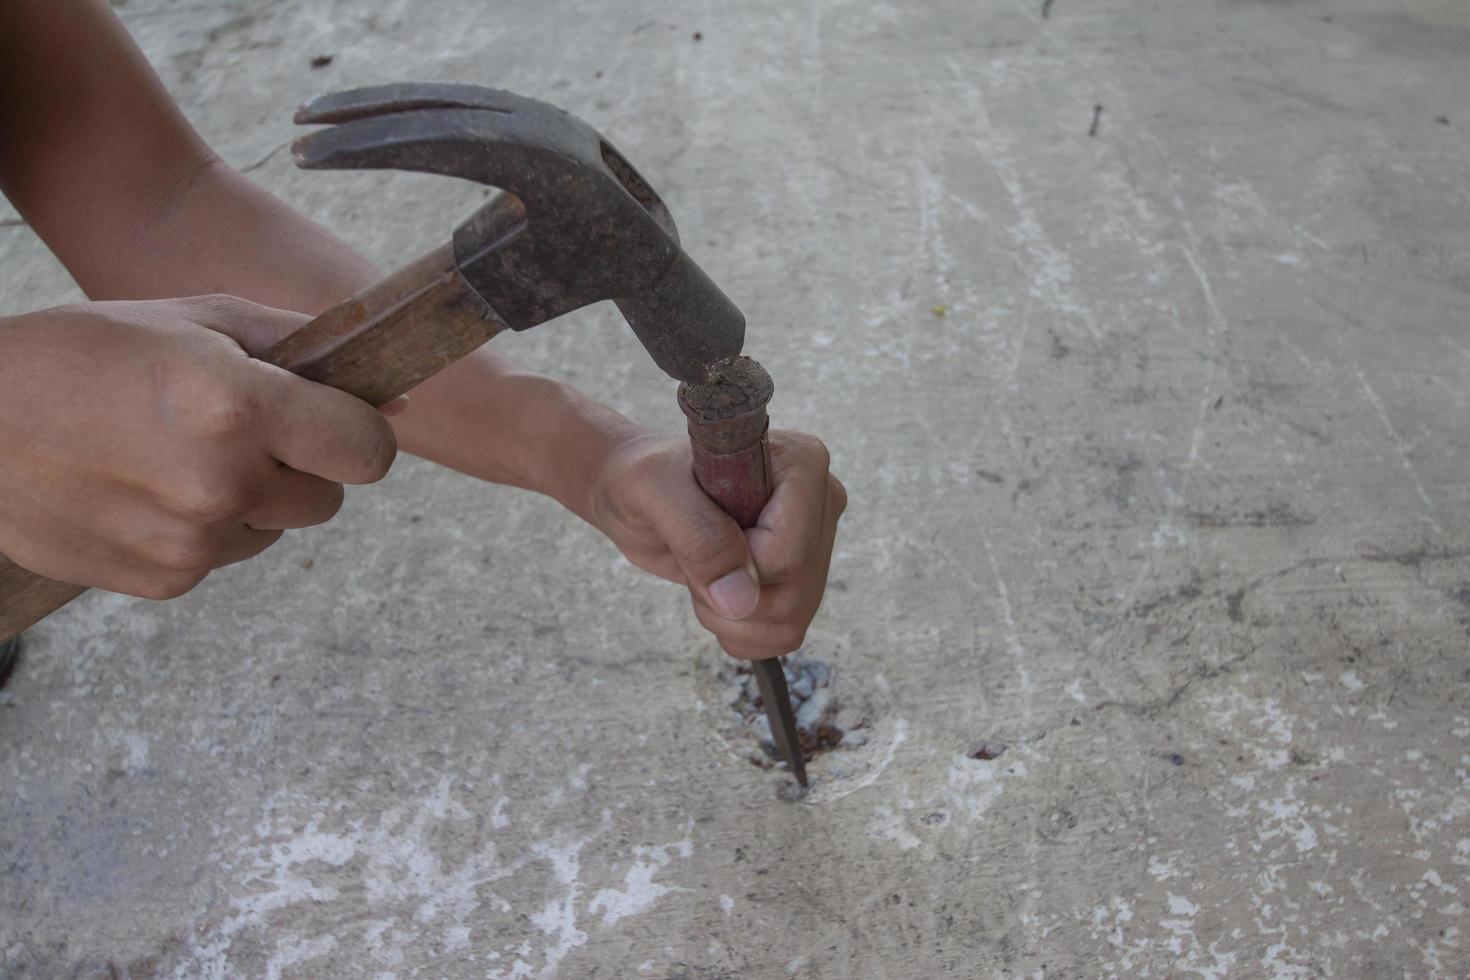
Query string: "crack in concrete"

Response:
xmin=1090 ymin=643 xmax=1261 ymax=721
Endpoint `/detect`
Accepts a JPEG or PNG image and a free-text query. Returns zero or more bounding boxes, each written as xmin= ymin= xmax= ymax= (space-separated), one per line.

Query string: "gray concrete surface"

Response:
xmin=3 ymin=0 xmax=1470 ymax=976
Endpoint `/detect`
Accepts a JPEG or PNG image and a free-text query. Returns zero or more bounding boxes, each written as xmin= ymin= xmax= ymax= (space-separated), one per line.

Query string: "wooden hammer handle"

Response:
xmin=261 ymin=241 xmax=503 ymax=405
xmin=0 ymin=239 xmax=505 ymax=640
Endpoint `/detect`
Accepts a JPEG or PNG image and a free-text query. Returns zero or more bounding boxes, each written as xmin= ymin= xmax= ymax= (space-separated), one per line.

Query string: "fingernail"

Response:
xmin=378 ymin=395 xmax=410 ymax=418
xmin=709 ymin=568 xmax=759 ymax=620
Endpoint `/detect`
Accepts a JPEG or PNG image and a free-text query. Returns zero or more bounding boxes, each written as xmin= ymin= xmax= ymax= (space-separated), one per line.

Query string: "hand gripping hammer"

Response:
xmin=0 ymin=83 xmax=809 ymax=784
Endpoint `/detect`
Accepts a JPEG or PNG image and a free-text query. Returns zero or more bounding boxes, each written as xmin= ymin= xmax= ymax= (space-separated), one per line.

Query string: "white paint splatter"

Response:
xmin=1168 ymin=893 xmax=1200 ymax=917
xmin=867 ymin=805 xmax=922 ymax=850
xmin=263 ymin=934 xmax=337 ymax=980
xmin=526 ymin=837 xmax=591 ymax=974
xmin=587 ymin=823 xmax=694 ymax=926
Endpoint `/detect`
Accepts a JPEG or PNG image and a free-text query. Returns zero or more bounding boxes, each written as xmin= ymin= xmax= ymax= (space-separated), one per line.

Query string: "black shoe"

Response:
xmin=0 ymin=635 xmax=18 ymax=689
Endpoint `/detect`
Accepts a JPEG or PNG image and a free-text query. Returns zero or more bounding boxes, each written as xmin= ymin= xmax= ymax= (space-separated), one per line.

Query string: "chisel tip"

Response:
xmin=752 ymin=657 xmax=807 ymax=792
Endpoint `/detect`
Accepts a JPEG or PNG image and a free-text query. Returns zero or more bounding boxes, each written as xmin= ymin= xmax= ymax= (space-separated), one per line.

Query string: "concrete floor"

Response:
xmin=3 ymin=0 xmax=1469 ymax=976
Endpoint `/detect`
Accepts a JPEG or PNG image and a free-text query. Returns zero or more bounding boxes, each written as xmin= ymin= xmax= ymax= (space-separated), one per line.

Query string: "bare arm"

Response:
xmin=0 ymin=0 xmax=626 ymax=509
xmin=0 ymin=0 xmax=845 ymax=656
xmin=0 ymin=0 xmax=373 ymax=308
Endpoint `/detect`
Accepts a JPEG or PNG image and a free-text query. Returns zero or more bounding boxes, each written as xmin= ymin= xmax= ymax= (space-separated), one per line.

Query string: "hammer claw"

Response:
xmin=294 ymin=82 xmax=524 ymax=125
xmin=293 ymin=82 xmax=746 ymax=382
xmin=290 ymin=108 xmax=521 ymax=178
xmin=291 ymin=102 xmax=597 ymax=220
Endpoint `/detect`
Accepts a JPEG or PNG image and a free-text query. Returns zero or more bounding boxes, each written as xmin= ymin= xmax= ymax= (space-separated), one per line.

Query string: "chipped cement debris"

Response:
xmin=967 ymin=740 xmax=1008 ymax=761
xmin=722 ymin=652 xmax=867 ymax=772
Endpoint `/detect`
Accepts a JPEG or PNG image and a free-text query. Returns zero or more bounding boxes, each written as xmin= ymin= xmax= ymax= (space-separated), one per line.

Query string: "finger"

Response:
xmin=803 ymin=481 xmax=843 ymax=614
xmin=184 ymin=292 xmax=408 ymax=431
xmin=211 ymin=524 xmax=284 ymax=568
xmin=690 ymin=590 xmax=809 ymax=660
xmin=647 ymin=487 xmax=761 ymax=621
xmin=829 ymin=473 xmax=849 ymax=518
xmin=118 ymin=513 xmax=279 ymax=578
xmin=746 ymin=477 xmax=827 ymax=585
xmin=693 ymin=478 xmax=844 ymax=661
xmin=379 ymin=394 xmax=411 ymax=418
xmin=746 ymin=438 xmax=838 ymax=584
xmin=185 ymin=295 xmax=311 ymax=356
xmin=242 ymin=466 xmax=345 ymax=530
xmin=248 ymin=363 xmax=399 ymax=485
xmin=619 ymin=549 xmax=688 ymax=585
xmin=181 ymin=295 xmax=399 ymax=483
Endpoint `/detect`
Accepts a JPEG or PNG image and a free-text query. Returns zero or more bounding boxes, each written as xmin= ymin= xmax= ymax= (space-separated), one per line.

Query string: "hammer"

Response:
xmin=0 ymin=83 xmax=809 ymax=782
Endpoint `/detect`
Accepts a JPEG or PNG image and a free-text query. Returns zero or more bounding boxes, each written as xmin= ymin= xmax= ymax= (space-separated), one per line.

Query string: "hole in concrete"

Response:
xmin=967 ymin=740 xmax=1007 ymax=761
xmin=701 ymin=632 xmax=898 ymax=796
xmin=798 ymin=720 xmax=846 ymax=756
xmin=724 ymin=653 xmax=864 ymax=770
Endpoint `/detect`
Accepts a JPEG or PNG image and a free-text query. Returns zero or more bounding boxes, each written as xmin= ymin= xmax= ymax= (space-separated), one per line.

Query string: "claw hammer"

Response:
xmin=0 ymin=84 xmax=808 ymax=782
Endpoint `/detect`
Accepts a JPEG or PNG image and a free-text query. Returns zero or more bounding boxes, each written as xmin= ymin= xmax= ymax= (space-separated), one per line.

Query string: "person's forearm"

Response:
xmin=0 ymin=0 xmax=378 ymax=312
xmin=391 ymin=352 xmax=645 ymax=523
xmin=84 ymin=157 xmax=382 ymax=313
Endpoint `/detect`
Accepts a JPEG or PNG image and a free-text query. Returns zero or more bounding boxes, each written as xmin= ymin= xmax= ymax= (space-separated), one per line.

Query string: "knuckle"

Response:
xmin=609 ymin=439 xmax=669 ymax=499
xmin=757 ymin=547 xmax=800 ymax=582
xmin=623 ymin=445 xmax=664 ymax=489
xmin=135 ymin=569 xmax=205 ymax=601
xmin=807 ymin=436 xmax=832 ymax=471
xmin=313 ymin=483 xmax=346 ymax=523
xmin=768 ymin=590 xmax=810 ymax=625
xmin=679 ymin=514 xmax=734 ymax=569
xmin=194 ymin=293 xmax=253 ymax=319
xmin=778 ymin=431 xmax=830 ymax=469
xmin=188 ymin=384 xmax=259 ymax=439
xmin=830 ymin=476 xmax=849 ymax=516
xmin=148 ymin=533 xmax=215 ymax=574
xmin=774 ymin=623 xmax=809 ymax=653
xmin=169 ymin=475 xmax=250 ymax=523
xmin=285 ymin=482 xmax=345 ymax=529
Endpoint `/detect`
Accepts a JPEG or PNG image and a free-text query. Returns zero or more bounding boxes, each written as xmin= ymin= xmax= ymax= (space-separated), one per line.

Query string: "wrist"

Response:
xmin=540 ymin=381 xmax=650 ymax=528
xmin=389 ymin=352 xmax=650 ymax=525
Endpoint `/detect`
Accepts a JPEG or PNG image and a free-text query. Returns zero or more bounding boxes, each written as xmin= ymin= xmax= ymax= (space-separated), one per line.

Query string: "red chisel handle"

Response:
xmin=678 ymin=356 xmax=776 ymax=526
xmin=678 ymin=357 xmax=808 ymax=786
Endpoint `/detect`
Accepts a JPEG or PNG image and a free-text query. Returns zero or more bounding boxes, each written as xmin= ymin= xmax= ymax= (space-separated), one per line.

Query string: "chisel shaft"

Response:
xmin=678 ymin=356 xmax=807 ymax=786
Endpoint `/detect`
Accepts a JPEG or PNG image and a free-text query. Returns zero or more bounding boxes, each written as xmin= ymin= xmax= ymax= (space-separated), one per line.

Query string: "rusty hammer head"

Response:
xmin=292 ymin=83 xmax=744 ymax=383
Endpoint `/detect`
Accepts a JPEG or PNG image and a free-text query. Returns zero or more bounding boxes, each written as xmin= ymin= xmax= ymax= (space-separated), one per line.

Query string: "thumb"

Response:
xmin=184 ymin=295 xmax=407 ymax=413
xmin=664 ymin=496 xmax=761 ymax=620
xmin=185 ymin=294 xmax=310 ymax=356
